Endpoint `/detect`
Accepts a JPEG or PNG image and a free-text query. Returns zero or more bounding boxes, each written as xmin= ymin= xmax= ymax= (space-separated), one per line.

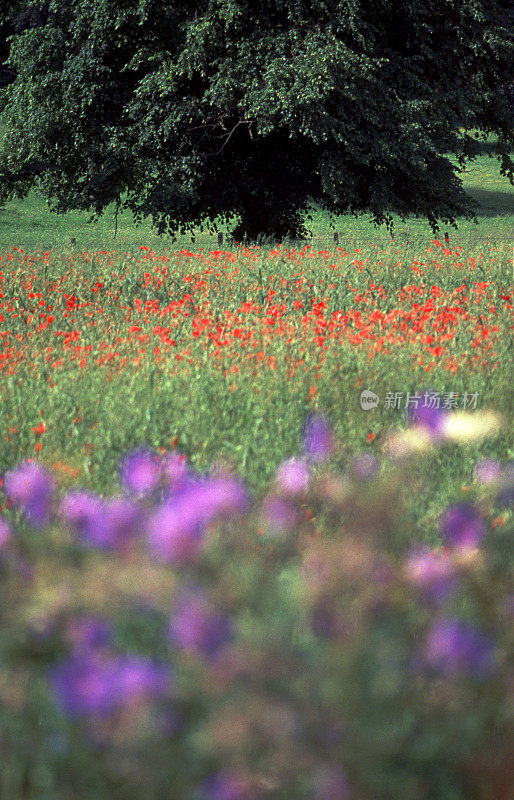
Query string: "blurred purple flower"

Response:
xmin=193 ymin=476 xmax=252 ymax=523
xmin=0 ymin=518 xmax=11 ymax=550
xmin=423 ymin=618 xmax=495 ymax=678
xmin=405 ymin=546 xmax=458 ymax=604
xmin=67 ymin=616 xmax=111 ymax=652
xmin=146 ymin=476 xmax=250 ymax=563
xmin=59 ymin=492 xmax=141 ymax=551
xmin=201 ymin=772 xmax=254 ymax=800
xmin=104 ymin=496 xmax=142 ymax=544
xmin=304 ymin=414 xmax=334 ymax=462
xmin=350 ymin=453 xmax=379 ymax=481
xmin=408 ymin=393 xmax=449 ymax=439
xmin=313 ymin=764 xmax=350 ymax=800
xmin=276 ymin=458 xmax=311 ymax=496
xmin=168 ymin=589 xmax=233 ymax=657
xmin=162 ymin=452 xmax=189 ymax=492
xmin=119 ymin=448 xmax=161 ymax=496
xmin=59 ymin=491 xmax=117 ymax=550
xmin=2 ymin=461 xmax=54 ymax=527
xmin=261 ymin=496 xmax=298 ymax=532
xmin=439 ymin=504 xmax=486 ymax=550
xmin=49 ymin=652 xmax=171 ymax=718
xmin=145 ymin=499 xmax=205 ymax=564
xmin=116 ymin=656 xmax=171 ymax=700
xmin=49 ymin=653 xmax=124 ymax=717
xmin=473 ymin=459 xmax=501 ymax=484
xmin=162 ymin=472 xmax=203 ymax=503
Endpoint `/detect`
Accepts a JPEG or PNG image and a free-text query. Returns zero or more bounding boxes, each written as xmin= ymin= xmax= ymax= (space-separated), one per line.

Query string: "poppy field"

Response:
xmin=0 ymin=236 xmax=512 ymax=521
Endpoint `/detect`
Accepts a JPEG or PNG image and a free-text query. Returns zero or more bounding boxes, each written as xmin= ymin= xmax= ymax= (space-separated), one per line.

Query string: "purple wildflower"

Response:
xmin=104 ymin=496 xmax=142 ymax=545
xmin=67 ymin=616 xmax=111 ymax=652
xmin=49 ymin=652 xmax=171 ymax=718
xmin=0 ymin=518 xmax=11 ymax=550
xmin=145 ymin=499 xmax=205 ymax=564
xmin=201 ymin=772 xmax=254 ymax=800
xmin=146 ymin=476 xmax=250 ymax=563
xmin=408 ymin=393 xmax=449 ymax=439
xmin=313 ymin=764 xmax=350 ymax=800
xmin=304 ymin=414 xmax=334 ymax=462
xmin=59 ymin=493 xmax=140 ymax=551
xmin=119 ymin=448 xmax=161 ymax=496
xmin=162 ymin=452 xmax=189 ymax=492
xmin=473 ymin=459 xmax=501 ymax=484
xmin=168 ymin=589 xmax=233 ymax=657
xmin=261 ymin=495 xmax=298 ymax=532
xmin=276 ymin=458 xmax=311 ymax=496
xmin=162 ymin=471 xmax=202 ymax=502
xmin=2 ymin=461 xmax=54 ymax=528
xmin=192 ymin=476 xmax=251 ymax=524
xmin=49 ymin=653 xmax=122 ymax=717
xmin=58 ymin=491 xmax=117 ymax=550
xmin=350 ymin=453 xmax=379 ymax=480
xmin=423 ymin=618 xmax=495 ymax=678
xmin=405 ymin=546 xmax=458 ymax=604
xmin=439 ymin=504 xmax=486 ymax=550
xmin=116 ymin=656 xmax=171 ymax=701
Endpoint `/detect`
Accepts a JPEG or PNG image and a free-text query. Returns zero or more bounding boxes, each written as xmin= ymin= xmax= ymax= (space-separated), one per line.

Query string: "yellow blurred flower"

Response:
xmin=441 ymin=410 xmax=504 ymax=443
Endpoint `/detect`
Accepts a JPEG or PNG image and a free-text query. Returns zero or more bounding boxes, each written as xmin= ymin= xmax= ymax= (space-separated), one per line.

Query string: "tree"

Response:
xmin=0 ymin=2 xmax=48 ymax=87
xmin=0 ymin=0 xmax=512 ymax=242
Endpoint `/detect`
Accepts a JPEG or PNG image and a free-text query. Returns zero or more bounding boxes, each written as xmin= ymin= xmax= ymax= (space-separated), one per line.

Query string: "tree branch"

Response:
xmin=205 ymin=119 xmax=255 ymax=156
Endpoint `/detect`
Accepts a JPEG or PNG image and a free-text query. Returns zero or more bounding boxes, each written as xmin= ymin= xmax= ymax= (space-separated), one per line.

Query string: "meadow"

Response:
xmin=0 ymin=237 xmax=512 ymax=540
xmin=0 ymin=124 xmax=513 ymax=800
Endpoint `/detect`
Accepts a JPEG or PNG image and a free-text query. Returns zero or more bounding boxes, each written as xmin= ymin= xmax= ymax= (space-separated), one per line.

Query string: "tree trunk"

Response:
xmin=231 ymin=203 xmax=308 ymax=244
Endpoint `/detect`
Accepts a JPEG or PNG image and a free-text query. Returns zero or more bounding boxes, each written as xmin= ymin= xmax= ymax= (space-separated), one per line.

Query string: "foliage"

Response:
xmin=0 ymin=0 xmax=513 ymax=241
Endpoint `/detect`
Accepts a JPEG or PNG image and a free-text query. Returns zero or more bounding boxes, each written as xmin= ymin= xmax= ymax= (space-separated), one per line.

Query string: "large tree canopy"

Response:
xmin=0 ymin=0 xmax=513 ymax=241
